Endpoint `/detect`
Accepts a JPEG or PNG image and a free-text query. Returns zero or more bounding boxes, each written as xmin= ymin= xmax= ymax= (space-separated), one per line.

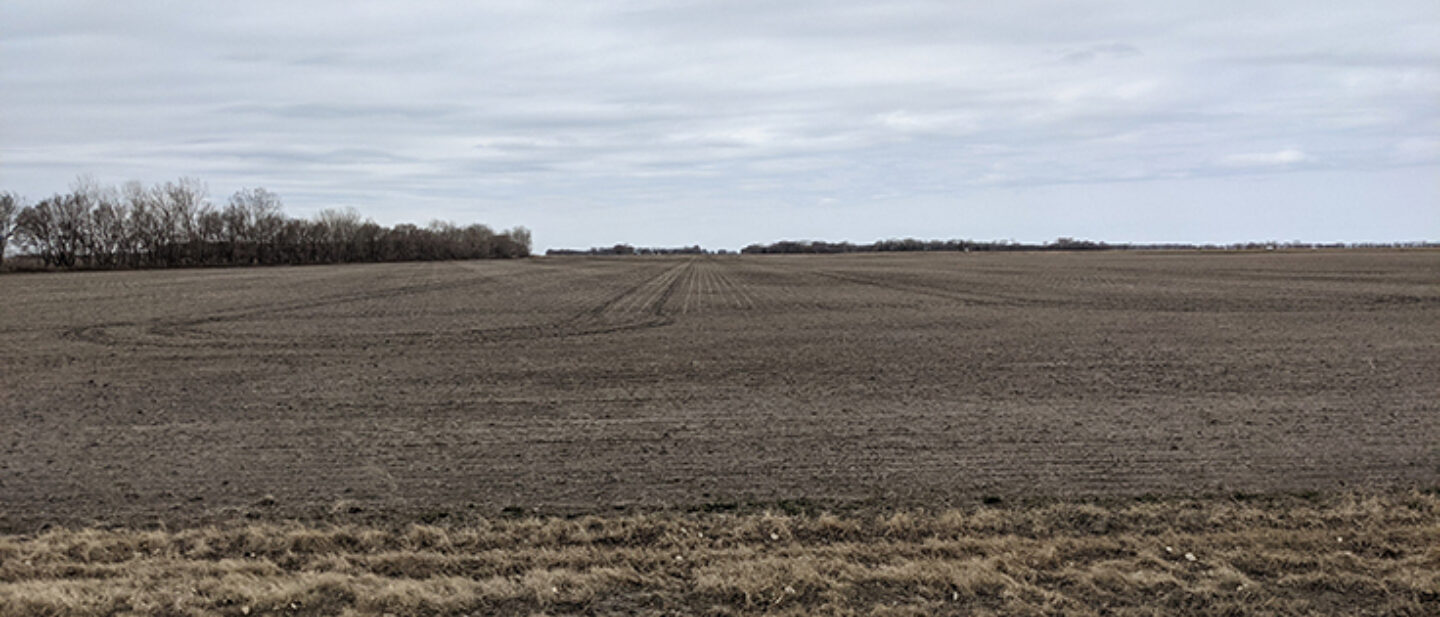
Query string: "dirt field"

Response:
xmin=1 ymin=251 xmax=1437 ymax=530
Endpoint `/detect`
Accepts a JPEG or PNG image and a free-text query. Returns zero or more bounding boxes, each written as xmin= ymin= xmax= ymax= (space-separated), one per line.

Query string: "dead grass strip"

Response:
xmin=1 ymin=493 xmax=1436 ymax=616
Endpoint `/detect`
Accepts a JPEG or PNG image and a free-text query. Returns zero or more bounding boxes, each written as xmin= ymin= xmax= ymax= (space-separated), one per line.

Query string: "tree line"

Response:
xmin=739 ymin=237 xmax=1440 ymax=254
xmin=546 ymin=244 xmax=713 ymax=256
xmin=741 ymin=238 xmax=1123 ymax=254
xmin=0 ymin=178 xmax=530 ymax=271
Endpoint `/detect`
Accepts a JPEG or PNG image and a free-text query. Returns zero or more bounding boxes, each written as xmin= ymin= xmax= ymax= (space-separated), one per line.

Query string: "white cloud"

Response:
xmin=1219 ymin=148 xmax=1312 ymax=168
xmin=1 ymin=1 xmax=1437 ymax=248
xmin=1394 ymin=138 xmax=1440 ymax=162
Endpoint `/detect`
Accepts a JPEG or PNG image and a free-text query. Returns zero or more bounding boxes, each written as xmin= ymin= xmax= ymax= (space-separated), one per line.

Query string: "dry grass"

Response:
xmin=1 ymin=493 xmax=1436 ymax=616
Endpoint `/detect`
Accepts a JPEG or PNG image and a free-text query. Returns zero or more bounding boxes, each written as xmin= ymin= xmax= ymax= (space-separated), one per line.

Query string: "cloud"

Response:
xmin=1 ymin=1 xmax=1437 ymax=248
xmin=1394 ymin=138 xmax=1440 ymax=163
xmin=1231 ymin=51 xmax=1440 ymax=69
xmin=1058 ymin=42 xmax=1142 ymax=64
xmin=1219 ymin=149 xmax=1312 ymax=168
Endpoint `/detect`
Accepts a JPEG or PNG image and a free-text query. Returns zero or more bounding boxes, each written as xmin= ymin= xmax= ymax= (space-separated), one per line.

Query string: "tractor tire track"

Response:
xmin=460 ymin=259 xmax=694 ymax=343
xmin=802 ymin=268 xmax=1031 ymax=307
xmin=61 ymin=262 xmax=697 ymax=350
xmin=62 ymin=273 xmax=499 ymax=350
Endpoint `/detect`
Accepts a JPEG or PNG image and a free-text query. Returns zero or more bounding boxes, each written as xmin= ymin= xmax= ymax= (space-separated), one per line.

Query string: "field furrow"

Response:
xmin=0 ymin=250 xmax=1436 ymax=533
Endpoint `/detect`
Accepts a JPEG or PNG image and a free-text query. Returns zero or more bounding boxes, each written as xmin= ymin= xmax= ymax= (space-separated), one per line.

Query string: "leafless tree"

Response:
xmin=508 ymin=227 xmax=532 ymax=256
xmin=160 ymin=178 xmax=209 ymax=264
xmin=316 ymin=207 xmax=365 ymax=262
xmin=0 ymin=192 xmax=20 ymax=269
xmin=14 ymin=195 xmax=81 ymax=267
xmin=9 ymin=177 xmax=531 ymax=270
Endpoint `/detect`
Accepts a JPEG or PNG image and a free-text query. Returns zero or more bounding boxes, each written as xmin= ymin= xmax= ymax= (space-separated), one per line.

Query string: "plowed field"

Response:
xmin=1 ymin=251 xmax=1437 ymax=530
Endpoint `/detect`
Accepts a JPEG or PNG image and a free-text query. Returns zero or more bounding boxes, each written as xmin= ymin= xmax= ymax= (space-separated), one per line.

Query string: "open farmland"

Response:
xmin=2 ymin=250 xmax=1439 ymax=615
xmin=2 ymin=250 xmax=1437 ymax=530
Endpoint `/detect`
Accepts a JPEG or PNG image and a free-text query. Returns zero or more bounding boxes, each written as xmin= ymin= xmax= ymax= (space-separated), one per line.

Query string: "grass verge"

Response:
xmin=1 ymin=493 xmax=1436 ymax=616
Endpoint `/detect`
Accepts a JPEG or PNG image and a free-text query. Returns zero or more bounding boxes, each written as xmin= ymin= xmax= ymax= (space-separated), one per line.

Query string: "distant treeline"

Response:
xmin=0 ymin=178 xmax=530 ymax=271
xmin=547 ymin=244 xmax=724 ymax=256
xmin=740 ymin=237 xmax=1440 ymax=254
xmin=543 ymin=238 xmax=1439 ymax=258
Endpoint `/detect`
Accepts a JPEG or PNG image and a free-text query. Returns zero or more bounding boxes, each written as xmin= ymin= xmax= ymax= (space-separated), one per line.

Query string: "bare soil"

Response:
xmin=1 ymin=251 xmax=1437 ymax=531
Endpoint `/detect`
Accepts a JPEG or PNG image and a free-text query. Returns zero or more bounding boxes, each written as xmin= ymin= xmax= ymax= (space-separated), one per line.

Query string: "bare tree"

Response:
xmin=316 ymin=207 xmax=365 ymax=262
xmin=122 ymin=181 xmax=165 ymax=266
xmin=70 ymin=179 xmax=128 ymax=267
xmin=149 ymin=178 xmax=207 ymax=264
xmin=0 ymin=192 xmax=19 ymax=269
xmin=196 ymin=208 xmax=226 ymax=264
xmin=88 ymin=195 xmax=128 ymax=267
xmin=508 ymin=226 xmax=532 ymax=257
xmin=223 ymin=188 xmax=281 ymax=263
xmin=14 ymin=196 xmax=68 ymax=266
xmin=11 ymin=177 xmax=531 ymax=269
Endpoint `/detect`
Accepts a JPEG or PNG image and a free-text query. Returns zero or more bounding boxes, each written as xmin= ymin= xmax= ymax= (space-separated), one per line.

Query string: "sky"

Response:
xmin=3 ymin=1 xmax=1438 ymax=251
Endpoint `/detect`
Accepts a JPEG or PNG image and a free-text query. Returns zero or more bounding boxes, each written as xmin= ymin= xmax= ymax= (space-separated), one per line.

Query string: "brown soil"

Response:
xmin=1 ymin=251 xmax=1437 ymax=531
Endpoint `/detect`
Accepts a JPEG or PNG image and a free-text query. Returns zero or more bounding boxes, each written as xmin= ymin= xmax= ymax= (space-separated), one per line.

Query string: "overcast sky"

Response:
xmin=3 ymin=1 xmax=1437 ymax=250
